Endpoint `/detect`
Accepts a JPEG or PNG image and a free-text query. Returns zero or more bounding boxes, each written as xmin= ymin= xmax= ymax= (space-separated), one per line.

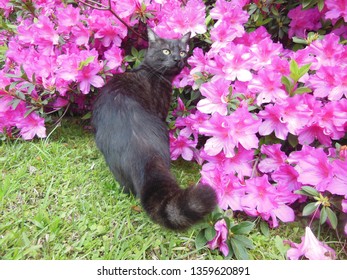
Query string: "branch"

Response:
xmin=78 ymin=0 xmax=147 ymax=41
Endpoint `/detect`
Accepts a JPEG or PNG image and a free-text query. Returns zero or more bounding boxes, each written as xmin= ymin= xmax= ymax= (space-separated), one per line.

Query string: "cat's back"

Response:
xmin=99 ymin=70 xmax=150 ymax=100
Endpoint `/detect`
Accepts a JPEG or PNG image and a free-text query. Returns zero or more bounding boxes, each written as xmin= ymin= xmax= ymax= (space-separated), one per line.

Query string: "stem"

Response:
xmin=51 ymin=102 xmax=71 ymax=127
xmin=23 ymin=1 xmax=37 ymax=18
xmin=251 ymin=156 xmax=260 ymax=178
xmin=78 ymin=0 xmax=147 ymax=41
xmin=308 ymin=205 xmax=320 ymax=228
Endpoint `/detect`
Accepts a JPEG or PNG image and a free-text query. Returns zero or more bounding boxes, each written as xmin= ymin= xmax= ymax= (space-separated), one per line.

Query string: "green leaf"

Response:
xmin=230 ymin=238 xmax=249 ymax=260
xmin=290 ymin=60 xmax=311 ymax=81
xmin=320 ymin=206 xmax=328 ymax=225
xmin=78 ymin=56 xmax=95 ymax=70
xmin=24 ymin=107 xmax=36 ymax=118
xmin=281 ymin=76 xmax=293 ymax=93
xmin=317 ymin=0 xmax=325 ymax=11
xmin=230 ymin=221 xmax=255 ymax=235
xmin=326 ymin=207 xmax=338 ymax=229
xmin=293 ymin=87 xmax=312 ymax=95
xmin=124 ymin=55 xmax=135 ymax=63
xmin=16 ymin=90 xmax=26 ymax=100
xmin=289 ymin=60 xmax=300 ymax=80
xmin=81 ymin=112 xmax=92 ymax=120
xmin=274 ymin=235 xmax=289 ymax=259
xmin=232 ymin=234 xmax=254 ymax=249
xmin=302 ymin=202 xmax=319 ymax=216
xmin=195 ymin=229 xmax=208 ymax=249
xmin=204 ymin=226 xmax=216 ymax=241
xmin=260 ymin=220 xmax=270 ymax=237
xmin=287 ymin=133 xmax=298 ymax=148
xmin=292 ymin=37 xmax=308 ymax=45
xmin=298 ymin=63 xmax=311 ymax=78
xmin=270 ymin=5 xmax=279 ymax=16
xmin=131 ymin=47 xmax=139 ymax=57
xmin=302 ymin=0 xmax=314 ymax=9
xmin=299 ymin=186 xmax=320 ymax=197
xmin=10 ymin=98 xmax=21 ymax=110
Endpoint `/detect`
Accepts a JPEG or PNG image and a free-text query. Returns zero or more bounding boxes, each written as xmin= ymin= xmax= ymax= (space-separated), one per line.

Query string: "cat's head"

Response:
xmin=143 ymin=28 xmax=191 ymax=76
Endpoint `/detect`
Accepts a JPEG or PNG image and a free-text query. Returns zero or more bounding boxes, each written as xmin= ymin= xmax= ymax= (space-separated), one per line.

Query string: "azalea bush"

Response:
xmin=1 ymin=0 xmax=347 ymax=259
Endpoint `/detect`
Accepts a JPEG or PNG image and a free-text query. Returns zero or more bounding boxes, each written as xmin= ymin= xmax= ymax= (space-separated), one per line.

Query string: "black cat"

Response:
xmin=92 ymin=28 xmax=217 ymax=230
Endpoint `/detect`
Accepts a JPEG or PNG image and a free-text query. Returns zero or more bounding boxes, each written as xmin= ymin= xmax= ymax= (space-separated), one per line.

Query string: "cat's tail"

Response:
xmin=140 ymin=157 xmax=217 ymax=231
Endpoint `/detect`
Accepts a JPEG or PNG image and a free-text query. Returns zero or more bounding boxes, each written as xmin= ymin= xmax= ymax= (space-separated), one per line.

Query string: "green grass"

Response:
xmin=0 ymin=119 xmax=345 ymax=260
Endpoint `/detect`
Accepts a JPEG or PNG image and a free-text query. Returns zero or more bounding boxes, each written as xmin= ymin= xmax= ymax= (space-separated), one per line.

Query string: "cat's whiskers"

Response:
xmin=142 ymin=64 xmax=172 ymax=85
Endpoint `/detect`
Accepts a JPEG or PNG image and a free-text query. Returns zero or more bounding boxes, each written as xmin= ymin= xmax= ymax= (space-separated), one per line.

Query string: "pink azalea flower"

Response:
xmin=297 ymin=123 xmax=333 ymax=146
xmin=52 ymin=97 xmax=69 ymax=110
xmin=248 ymin=69 xmax=287 ymax=105
xmin=296 ymin=95 xmax=343 ymax=146
xmin=209 ymin=0 xmax=248 ymax=49
xmin=220 ymin=44 xmax=254 ymax=82
xmin=223 ymin=145 xmax=254 ymax=181
xmin=197 ymin=78 xmax=231 ymax=116
xmin=309 ymin=65 xmax=347 ymax=100
xmin=173 ymin=67 xmax=194 ymax=88
xmin=94 ymin=24 xmax=122 ymax=47
xmin=287 ymin=227 xmax=336 ymax=260
xmin=319 ymin=102 xmax=346 ymax=140
xmin=169 ymin=131 xmax=197 ymax=161
xmin=71 ymin=23 xmax=90 ymax=46
xmin=288 ymin=146 xmax=334 ymax=192
xmin=332 ymin=99 xmax=347 ymax=133
xmin=0 ymin=0 xmax=12 ymax=16
xmin=56 ymin=4 xmax=81 ymax=34
xmin=104 ymin=45 xmax=123 ymax=71
xmin=188 ymin=47 xmax=210 ymax=75
xmin=325 ymin=0 xmax=347 ymax=22
xmin=241 ymin=175 xmax=295 ymax=227
xmin=175 ymin=111 xmax=209 ymax=140
xmin=56 ymin=53 xmax=80 ymax=82
xmin=250 ymin=38 xmax=284 ymax=71
xmin=326 ymin=159 xmax=347 ymax=196
xmin=199 ymin=107 xmax=260 ymax=157
xmin=200 ymin=144 xmax=254 ymax=181
xmin=258 ymin=103 xmax=289 ymax=140
xmin=287 ymin=6 xmax=322 ymax=38
xmin=210 ymin=0 xmax=249 ymax=25
xmin=308 ymin=33 xmax=347 ymax=67
xmin=211 ymin=21 xmax=245 ymax=51
xmin=234 ymin=26 xmax=271 ymax=46
xmin=32 ymin=15 xmax=60 ymax=55
xmin=342 ymin=199 xmax=347 ymax=213
xmin=199 ymin=112 xmax=237 ymax=157
xmin=272 ymin=164 xmax=302 ymax=192
xmin=0 ymin=94 xmax=18 ymax=132
xmin=258 ymin=144 xmax=287 ymax=173
xmin=16 ymin=112 xmax=46 ymax=140
xmin=165 ymin=0 xmax=207 ymax=37
xmin=207 ymin=219 xmax=229 ymax=257
xmin=201 ymin=164 xmax=245 ymax=211
xmin=114 ymin=0 xmax=141 ymax=19
xmin=77 ymin=64 xmax=104 ymax=94
xmin=279 ymin=95 xmax=311 ymax=135
xmin=76 ymin=55 xmax=105 ymax=94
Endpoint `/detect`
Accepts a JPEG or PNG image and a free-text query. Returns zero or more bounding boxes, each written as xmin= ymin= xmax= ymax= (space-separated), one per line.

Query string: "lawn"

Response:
xmin=0 ymin=118 xmax=345 ymax=260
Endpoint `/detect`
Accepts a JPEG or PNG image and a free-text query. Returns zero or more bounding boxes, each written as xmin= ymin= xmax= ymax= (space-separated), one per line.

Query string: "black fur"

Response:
xmin=92 ymin=28 xmax=217 ymax=230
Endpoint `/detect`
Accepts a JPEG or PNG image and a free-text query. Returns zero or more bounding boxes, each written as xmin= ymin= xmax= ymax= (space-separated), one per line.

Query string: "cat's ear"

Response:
xmin=181 ymin=32 xmax=191 ymax=45
xmin=147 ymin=27 xmax=160 ymax=45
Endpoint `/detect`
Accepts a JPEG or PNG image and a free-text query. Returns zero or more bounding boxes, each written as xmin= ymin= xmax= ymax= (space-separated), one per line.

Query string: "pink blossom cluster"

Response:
xmin=1 ymin=0 xmax=347 ymax=259
xmin=0 ymin=0 xmax=129 ymax=138
xmin=287 ymin=0 xmax=347 ymax=39
xmin=167 ymin=0 xmax=347 ymax=258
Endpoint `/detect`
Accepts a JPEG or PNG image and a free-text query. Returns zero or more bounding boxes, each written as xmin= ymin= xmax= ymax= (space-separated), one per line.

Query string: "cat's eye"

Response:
xmin=162 ymin=49 xmax=171 ymax=55
xmin=180 ymin=51 xmax=187 ymax=57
